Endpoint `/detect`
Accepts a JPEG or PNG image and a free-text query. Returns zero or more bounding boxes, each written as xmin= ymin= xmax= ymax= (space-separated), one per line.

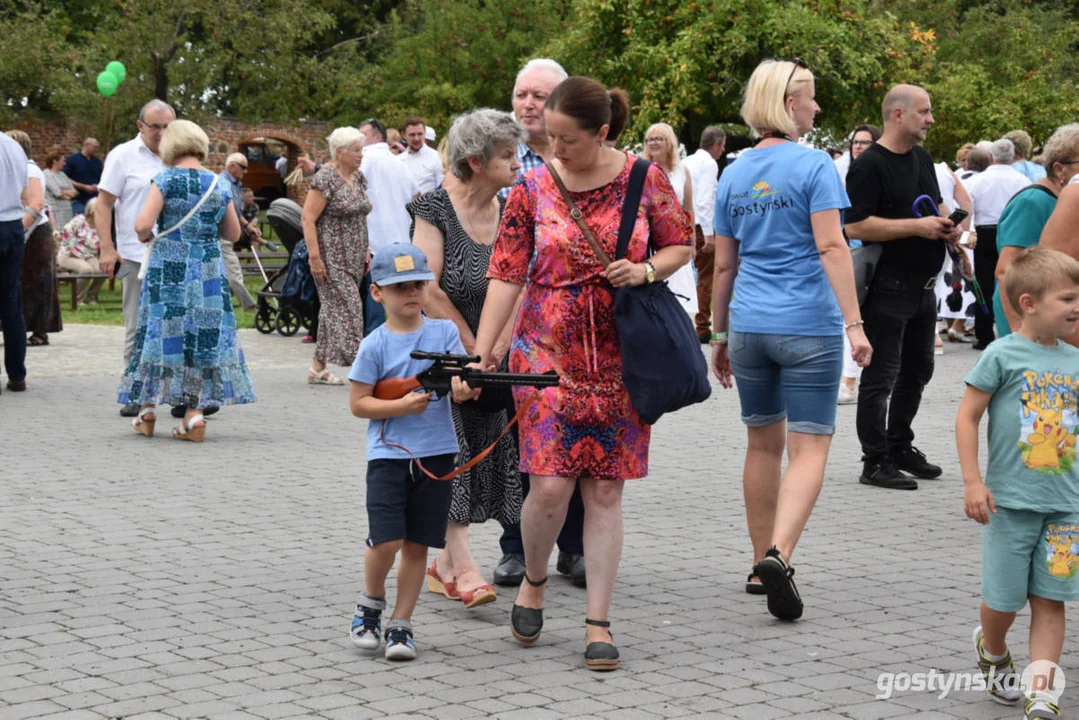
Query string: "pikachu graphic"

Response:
xmin=1022 ymin=393 xmax=1072 ymax=470
xmin=1045 ymin=526 xmax=1079 ymax=579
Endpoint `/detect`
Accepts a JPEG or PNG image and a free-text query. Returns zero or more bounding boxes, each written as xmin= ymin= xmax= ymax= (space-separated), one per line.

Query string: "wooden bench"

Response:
xmin=57 ymin=273 xmax=114 ymax=311
xmin=236 ymin=251 xmax=288 ymax=277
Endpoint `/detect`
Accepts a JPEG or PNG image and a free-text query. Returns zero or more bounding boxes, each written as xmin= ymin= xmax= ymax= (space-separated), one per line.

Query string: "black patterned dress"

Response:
xmin=408 ymin=189 xmax=521 ymax=526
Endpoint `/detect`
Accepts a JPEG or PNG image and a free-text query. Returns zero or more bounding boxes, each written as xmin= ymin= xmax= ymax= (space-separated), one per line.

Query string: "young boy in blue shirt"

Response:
xmin=957 ymin=247 xmax=1079 ymax=719
xmin=346 ymin=243 xmax=468 ymax=661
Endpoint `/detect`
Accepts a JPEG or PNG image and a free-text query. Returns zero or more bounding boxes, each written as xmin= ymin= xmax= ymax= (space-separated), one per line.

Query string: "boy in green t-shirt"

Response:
xmin=957 ymin=247 xmax=1079 ymax=719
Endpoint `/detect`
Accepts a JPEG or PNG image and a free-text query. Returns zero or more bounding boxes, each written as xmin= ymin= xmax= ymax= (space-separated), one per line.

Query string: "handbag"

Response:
xmin=138 ymin=173 xmax=220 ymax=280
xmin=548 ymin=158 xmax=711 ymax=425
xmin=851 ymin=242 xmax=881 ymax=307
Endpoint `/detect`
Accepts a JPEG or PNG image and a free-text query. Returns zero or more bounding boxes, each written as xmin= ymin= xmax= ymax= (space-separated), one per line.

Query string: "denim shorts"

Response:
xmin=982 ymin=507 xmax=1079 ymax=612
xmin=728 ymin=331 xmax=843 ymax=435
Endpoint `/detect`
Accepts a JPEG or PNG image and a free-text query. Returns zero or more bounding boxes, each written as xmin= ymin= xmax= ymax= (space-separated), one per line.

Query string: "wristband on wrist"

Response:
xmin=845 ymin=319 xmax=864 ymax=330
xmin=710 ymin=331 xmax=728 ymax=346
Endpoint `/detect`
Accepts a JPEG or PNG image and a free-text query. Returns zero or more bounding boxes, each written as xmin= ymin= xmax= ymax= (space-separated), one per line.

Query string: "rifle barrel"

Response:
xmin=469 ymin=370 xmax=560 ymax=387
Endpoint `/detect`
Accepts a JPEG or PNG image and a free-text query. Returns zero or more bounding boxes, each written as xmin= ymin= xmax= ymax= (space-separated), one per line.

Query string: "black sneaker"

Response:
xmin=892 ymin=446 xmax=942 ymax=479
xmin=860 ymin=458 xmax=918 ymax=490
xmin=170 ymin=405 xmax=221 ymax=419
xmin=120 ymin=403 xmax=140 ymax=417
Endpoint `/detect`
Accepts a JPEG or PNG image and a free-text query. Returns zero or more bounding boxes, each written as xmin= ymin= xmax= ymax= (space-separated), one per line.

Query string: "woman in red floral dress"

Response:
xmin=470 ymin=76 xmax=693 ymax=670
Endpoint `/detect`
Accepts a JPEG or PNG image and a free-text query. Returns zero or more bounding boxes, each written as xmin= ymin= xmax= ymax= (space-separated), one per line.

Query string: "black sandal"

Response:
xmin=27 ymin=335 xmax=48 ymax=346
xmin=754 ymin=546 xmax=804 ymax=621
xmin=746 ymin=572 xmax=767 ymax=595
xmin=584 ymin=618 xmax=620 ymax=671
xmin=510 ymin=574 xmax=546 ymax=645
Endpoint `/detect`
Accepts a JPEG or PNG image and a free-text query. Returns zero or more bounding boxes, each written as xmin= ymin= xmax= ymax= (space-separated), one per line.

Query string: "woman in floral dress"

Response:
xmin=470 ymin=77 xmax=693 ymax=670
xmin=301 ymin=127 xmax=371 ymax=385
xmin=119 ymin=120 xmax=255 ymax=442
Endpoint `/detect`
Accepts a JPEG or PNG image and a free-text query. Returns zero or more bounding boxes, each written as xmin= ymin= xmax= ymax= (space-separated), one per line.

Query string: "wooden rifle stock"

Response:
xmin=372 ymin=376 xmax=424 ymax=400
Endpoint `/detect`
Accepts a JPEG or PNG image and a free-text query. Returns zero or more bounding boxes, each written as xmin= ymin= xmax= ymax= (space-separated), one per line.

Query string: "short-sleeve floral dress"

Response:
xmin=487 ymin=154 xmax=692 ymax=480
xmin=310 ymin=165 xmax=372 ymax=367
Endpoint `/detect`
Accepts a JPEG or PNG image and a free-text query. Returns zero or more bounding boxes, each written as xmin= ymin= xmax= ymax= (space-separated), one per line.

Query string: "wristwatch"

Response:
xmin=644 ymin=261 xmax=656 ymax=284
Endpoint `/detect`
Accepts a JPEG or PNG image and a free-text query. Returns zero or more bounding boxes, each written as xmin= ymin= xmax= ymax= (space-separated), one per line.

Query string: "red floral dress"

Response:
xmin=488 ymin=154 xmax=692 ymax=480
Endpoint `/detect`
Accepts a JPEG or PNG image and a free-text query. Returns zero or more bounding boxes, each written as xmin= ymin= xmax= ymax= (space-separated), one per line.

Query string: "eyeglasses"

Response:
xmin=645 ymin=137 xmax=665 ymax=143
xmin=782 ymin=57 xmax=809 ymax=95
xmin=236 ymin=163 xmax=249 ymax=169
xmin=139 ymin=121 xmax=170 ymax=132
xmin=852 ymin=140 xmax=873 ymax=147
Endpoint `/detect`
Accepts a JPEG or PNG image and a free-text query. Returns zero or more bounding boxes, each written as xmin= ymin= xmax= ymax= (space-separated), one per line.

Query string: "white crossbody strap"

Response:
xmin=138 ymin=173 xmax=221 ymax=280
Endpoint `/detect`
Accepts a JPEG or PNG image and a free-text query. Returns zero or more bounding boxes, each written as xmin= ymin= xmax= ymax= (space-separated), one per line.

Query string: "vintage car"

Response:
xmin=239 ymin=140 xmax=289 ymax=207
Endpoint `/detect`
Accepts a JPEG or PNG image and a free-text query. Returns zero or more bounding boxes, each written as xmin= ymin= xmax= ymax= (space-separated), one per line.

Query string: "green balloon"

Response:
xmin=96 ymin=71 xmax=118 ymax=97
xmin=106 ymin=61 xmax=126 ymax=82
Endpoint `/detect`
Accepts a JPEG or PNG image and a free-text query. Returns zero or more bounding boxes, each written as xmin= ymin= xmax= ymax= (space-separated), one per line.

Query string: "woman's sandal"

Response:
xmin=27 ymin=335 xmax=48 ymax=346
xmin=308 ymin=367 xmax=344 ymax=385
xmin=426 ymin=560 xmax=460 ymax=600
xmin=172 ymin=414 xmax=206 ymax=443
xmin=584 ymin=619 xmax=620 ymax=671
xmin=746 ymin=572 xmax=767 ymax=595
xmin=754 ymin=546 xmax=804 ymax=621
xmin=132 ymin=407 xmax=156 ymax=437
xmin=510 ymin=574 xmax=546 ymax=645
xmin=458 ymin=582 xmax=496 ymax=610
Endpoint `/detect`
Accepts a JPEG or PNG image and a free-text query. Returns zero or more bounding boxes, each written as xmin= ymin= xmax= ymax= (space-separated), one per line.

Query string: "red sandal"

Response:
xmin=458 ymin=583 xmax=496 ymax=609
xmin=426 ymin=560 xmax=459 ymax=600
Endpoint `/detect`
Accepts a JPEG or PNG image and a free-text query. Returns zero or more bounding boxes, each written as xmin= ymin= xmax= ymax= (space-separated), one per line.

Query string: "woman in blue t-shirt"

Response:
xmin=710 ymin=59 xmax=872 ymax=620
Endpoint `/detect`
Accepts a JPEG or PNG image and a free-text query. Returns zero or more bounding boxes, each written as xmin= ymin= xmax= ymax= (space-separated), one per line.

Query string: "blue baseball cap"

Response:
xmin=370 ymin=243 xmax=436 ymax=286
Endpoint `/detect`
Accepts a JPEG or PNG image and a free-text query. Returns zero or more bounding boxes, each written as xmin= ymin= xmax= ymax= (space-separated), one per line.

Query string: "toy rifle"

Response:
xmin=372 ymin=351 xmax=561 ymax=481
xmin=373 ymin=351 xmax=560 ymax=401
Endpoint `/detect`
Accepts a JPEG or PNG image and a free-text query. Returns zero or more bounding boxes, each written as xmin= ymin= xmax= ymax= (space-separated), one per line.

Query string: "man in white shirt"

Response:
xmin=357 ymin=118 xmax=420 ymax=334
xmin=96 ymin=99 xmax=173 ymax=415
xmin=963 ymin=138 xmax=1031 ymax=350
xmin=680 ymin=125 xmax=725 ymax=343
xmin=398 ymin=115 xmax=444 ymax=194
xmin=0 ymin=132 xmax=29 ymax=394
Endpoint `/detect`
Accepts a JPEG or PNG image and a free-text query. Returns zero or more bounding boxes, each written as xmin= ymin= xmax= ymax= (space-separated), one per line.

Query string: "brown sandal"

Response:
xmin=172 ymin=414 xmax=206 ymax=442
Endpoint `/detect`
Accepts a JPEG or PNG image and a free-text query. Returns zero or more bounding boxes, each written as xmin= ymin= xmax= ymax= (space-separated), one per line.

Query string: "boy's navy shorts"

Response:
xmin=365 ymin=454 xmax=455 ymax=549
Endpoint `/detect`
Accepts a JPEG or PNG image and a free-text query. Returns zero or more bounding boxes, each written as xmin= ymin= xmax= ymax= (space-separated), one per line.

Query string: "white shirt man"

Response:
xmin=1 ymin=133 xmax=29 ymax=391
xmin=682 ymin=147 xmax=719 ymax=238
xmin=680 ymin=125 xmax=725 ymax=339
xmin=358 ymin=121 xmax=419 ymax=254
xmin=96 ymin=100 xmax=173 ymax=382
xmin=0 ymin=133 xmax=27 ymax=223
xmin=965 ymin=161 xmax=1031 ymax=227
xmin=399 ymin=120 xmax=443 ymax=194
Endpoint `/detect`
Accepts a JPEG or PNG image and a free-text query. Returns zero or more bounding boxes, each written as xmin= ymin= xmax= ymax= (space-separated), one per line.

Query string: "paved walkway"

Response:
xmin=0 ymin=327 xmax=1059 ymax=719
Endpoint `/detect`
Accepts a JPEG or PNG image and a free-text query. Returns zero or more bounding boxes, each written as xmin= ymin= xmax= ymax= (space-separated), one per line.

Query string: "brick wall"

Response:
xmin=10 ymin=112 xmax=332 ymax=203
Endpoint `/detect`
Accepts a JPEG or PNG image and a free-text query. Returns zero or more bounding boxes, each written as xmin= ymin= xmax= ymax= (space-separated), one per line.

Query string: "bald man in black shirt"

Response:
xmin=846 ymin=84 xmax=961 ymax=491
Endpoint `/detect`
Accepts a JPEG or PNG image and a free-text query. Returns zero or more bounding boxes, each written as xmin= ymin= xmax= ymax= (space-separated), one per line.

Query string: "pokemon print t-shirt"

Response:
xmin=967 ymin=332 xmax=1079 ymax=512
xmin=713 ymin=141 xmax=849 ymax=336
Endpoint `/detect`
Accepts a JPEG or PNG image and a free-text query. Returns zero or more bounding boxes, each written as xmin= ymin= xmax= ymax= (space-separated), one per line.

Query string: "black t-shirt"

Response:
xmin=846 ymin=143 xmax=945 ymax=279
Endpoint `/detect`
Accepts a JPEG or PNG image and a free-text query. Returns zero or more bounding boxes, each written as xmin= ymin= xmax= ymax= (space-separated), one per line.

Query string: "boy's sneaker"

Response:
xmin=972 ymin=626 xmax=1023 ymax=705
xmin=384 ymin=620 xmax=416 ymax=661
xmin=1024 ymin=697 xmax=1062 ymax=719
xmin=349 ymin=596 xmax=385 ymax=651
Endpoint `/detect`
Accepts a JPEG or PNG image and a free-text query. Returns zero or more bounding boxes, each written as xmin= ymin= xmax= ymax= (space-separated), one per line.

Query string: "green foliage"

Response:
xmin=1 ymin=0 xmax=1075 ymax=162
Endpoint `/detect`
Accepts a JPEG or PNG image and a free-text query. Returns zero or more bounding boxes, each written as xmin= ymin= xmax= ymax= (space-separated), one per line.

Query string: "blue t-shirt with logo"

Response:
xmin=349 ymin=317 xmax=465 ymax=461
xmin=714 ymin=142 xmax=850 ymax=336
xmin=966 ymin=332 xmax=1079 ymax=512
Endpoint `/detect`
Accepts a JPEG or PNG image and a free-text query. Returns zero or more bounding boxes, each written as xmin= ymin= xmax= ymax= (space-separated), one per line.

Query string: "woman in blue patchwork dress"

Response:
xmin=118 ymin=120 xmax=256 ymax=442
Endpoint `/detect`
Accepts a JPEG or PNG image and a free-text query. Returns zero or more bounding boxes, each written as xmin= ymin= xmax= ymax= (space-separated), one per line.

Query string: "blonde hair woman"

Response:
xmin=711 ymin=59 xmax=870 ymax=617
xmin=301 ymin=126 xmax=372 ymax=385
xmin=642 ymin=122 xmax=697 ymax=316
xmin=119 ymin=120 xmax=254 ymax=441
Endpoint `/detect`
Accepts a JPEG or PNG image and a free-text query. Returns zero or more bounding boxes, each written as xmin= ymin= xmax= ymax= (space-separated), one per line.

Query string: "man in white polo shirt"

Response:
xmin=399 ymin=115 xmax=443 ymax=194
xmin=0 ymin=132 xmax=28 ymax=395
xmin=357 ymin=118 xmax=419 ymax=335
xmin=96 ymin=99 xmax=174 ymax=416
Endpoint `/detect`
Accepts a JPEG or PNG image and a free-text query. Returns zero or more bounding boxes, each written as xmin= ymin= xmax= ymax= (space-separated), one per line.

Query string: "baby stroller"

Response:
xmin=254 ymin=198 xmax=317 ymax=336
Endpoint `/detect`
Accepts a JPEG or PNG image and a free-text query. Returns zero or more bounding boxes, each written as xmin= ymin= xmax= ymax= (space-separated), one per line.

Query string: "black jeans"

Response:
xmin=498 ymin=389 xmax=585 ymax=556
xmin=856 ymin=275 xmax=937 ymax=463
xmin=0 ymin=220 xmax=26 ymax=383
xmin=974 ymin=225 xmax=999 ymax=345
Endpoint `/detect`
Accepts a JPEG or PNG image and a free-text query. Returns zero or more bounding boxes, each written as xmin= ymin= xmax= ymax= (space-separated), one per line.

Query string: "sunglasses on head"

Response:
xmin=783 ymin=57 xmax=809 ymax=94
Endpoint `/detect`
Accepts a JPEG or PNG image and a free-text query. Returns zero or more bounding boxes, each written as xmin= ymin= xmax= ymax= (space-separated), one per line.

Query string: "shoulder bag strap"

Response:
xmin=138 ymin=173 xmax=221 ymax=281
xmin=547 ymin=163 xmax=613 ymax=267
xmin=615 ymin=157 xmax=652 ymax=261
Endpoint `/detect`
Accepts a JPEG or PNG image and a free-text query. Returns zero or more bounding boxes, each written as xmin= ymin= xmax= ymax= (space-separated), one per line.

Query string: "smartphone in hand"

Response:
xmin=948 ymin=208 xmax=969 ymax=226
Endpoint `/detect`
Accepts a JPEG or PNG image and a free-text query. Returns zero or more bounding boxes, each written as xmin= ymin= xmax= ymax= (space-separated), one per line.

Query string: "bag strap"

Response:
xmin=151 ymin=173 xmax=220 ymax=243
xmin=615 ymin=157 xmax=652 ymax=261
xmin=547 ymin=162 xmax=612 ymax=267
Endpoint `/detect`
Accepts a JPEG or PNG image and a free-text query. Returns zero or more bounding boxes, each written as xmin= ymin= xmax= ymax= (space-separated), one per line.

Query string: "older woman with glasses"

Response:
xmin=302 ymin=127 xmax=372 ymax=385
xmin=993 ymin=124 xmax=1079 ymax=339
xmin=711 ymin=59 xmax=870 ymax=618
xmin=411 ymin=108 xmax=524 ymax=611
